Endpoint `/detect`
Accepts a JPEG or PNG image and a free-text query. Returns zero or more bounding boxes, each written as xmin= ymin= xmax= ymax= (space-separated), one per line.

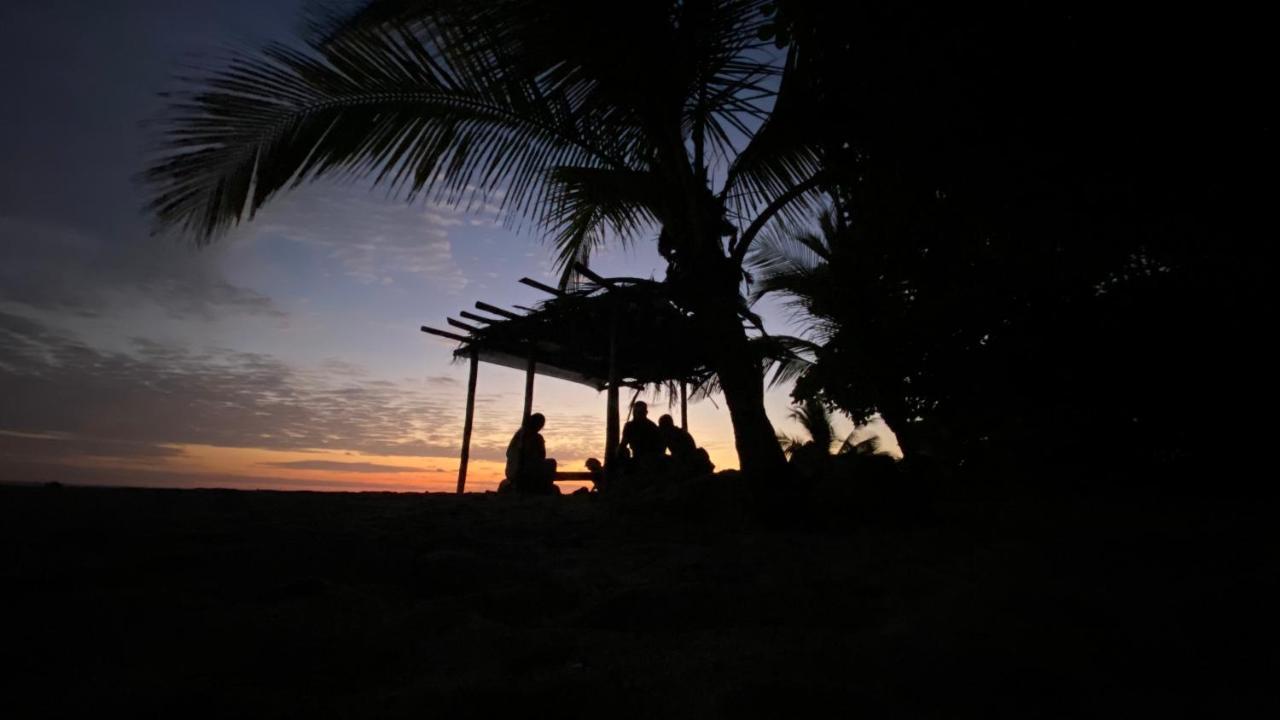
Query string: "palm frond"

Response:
xmin=145 ymin=14 xmax=644 ymax=242
xmin=329 ymin=1 xmax=782 ymax=175
xmin=789 ymin=396 xmax=835 ymax=454
xmin=719 ymin=43 xmax=825 ymax=252
xmin=675 ymin=1 xmax=783 ymax=163
xmin=838 ymin=434 xmax=881 ymax=456
xmin=543 ymin=167 xmax=663 ymax=287
xmin=752 ymin=333 xmax=816 ymax=388
xmin=748 ymin=221 xmax=829 ymax=279
xmin=777 ymin=432 xmax=804 ymax=457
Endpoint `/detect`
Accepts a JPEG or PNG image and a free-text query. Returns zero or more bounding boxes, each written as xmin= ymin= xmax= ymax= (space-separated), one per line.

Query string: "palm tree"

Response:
xmin=145 ymin=0 xmax=825 ymax=478
xmin=776 ymin=396 xmax=876 ymax=459
xmin=777 ymin=396 xmax=834 ymax=456
xmin=750 ymin=205 xmax=919 ymax=456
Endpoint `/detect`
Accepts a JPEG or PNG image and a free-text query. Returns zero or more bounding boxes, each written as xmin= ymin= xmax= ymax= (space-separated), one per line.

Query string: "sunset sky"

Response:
xmin=0 ymin=0 xmax=890 ymax=493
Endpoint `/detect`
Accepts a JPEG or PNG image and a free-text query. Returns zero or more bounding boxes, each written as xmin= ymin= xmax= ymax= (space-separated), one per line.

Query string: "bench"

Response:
xmin=552 ymin=471 xmax=595 ymax=482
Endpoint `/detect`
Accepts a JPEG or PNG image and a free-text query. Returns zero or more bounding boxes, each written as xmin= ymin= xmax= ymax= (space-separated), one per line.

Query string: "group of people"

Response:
xmin=501 ymin=401 xmax=713 ymax=495
xmin=615 ymin=401 xmax=714 ymax=480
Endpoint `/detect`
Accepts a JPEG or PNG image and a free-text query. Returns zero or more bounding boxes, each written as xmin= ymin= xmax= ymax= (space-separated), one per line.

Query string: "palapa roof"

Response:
xmin=422 ymin=268 xmax=716 ymax=391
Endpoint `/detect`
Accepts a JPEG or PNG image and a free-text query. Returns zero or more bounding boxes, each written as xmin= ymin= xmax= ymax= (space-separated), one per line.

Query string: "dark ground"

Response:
xmin=1 ymin=474 xmax=1272 ymax=718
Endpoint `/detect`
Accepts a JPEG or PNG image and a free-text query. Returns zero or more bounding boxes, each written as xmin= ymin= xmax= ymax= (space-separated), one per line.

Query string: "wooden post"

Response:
xmin=522 ymin=354 xmax=536 ymax=422
xmin=680 ymin=380 xmax=688 ymax=431
xmin=604 ymin=307 xmax=620 ymax=469
xmin=457 ymin=349 xmax=479 ymax=494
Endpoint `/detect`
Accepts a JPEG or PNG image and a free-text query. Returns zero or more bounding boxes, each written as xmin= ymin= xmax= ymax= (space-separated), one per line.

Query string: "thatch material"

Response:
xmin=429 ymin=276 xmax=716 ymax=392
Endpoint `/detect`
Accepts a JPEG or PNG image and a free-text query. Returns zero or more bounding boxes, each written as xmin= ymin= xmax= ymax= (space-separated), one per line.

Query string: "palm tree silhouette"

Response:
xmin=777 ymin=397 xmax=835 ymax=457
xmin=750 ymin=205 xmax=916 ymax=454
xmin=145 ymin=0 xmax=824 ymax=478
xmin=777 ymin=396 xmax=879 ymax=455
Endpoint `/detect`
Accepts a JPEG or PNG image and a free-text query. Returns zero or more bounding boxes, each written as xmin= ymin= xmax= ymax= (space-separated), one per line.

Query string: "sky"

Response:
xmin=0 ymin=0 xmax=888 ymax=493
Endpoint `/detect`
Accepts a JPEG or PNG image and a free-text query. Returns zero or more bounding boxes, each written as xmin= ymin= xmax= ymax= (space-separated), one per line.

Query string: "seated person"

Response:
xmin=504 ymin=412 xmax=558 ymax=494
xmin=658 ymin=413 xmax=715 ymax=476
xmin=585 ymin=457 xmax=605 ymax=491
xmin=620 ymin=401 xmax=663 ymax=470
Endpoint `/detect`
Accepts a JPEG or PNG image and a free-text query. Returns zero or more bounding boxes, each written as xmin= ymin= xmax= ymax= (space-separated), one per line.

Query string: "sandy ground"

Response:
xmin=0 ymin=477 xmax=1271 ymax=718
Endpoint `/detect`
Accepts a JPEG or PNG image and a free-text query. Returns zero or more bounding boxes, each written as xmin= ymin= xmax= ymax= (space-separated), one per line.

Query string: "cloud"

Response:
xmin=259 ymin=460 xmax=429 ymax=473
xmin=0 ymin=431 xmax=185 ymax=460
xmin=424 ymin=212 xmax=463 ymax=227
xmin=0 ymin=311 xmax=490 ymax=461
xmin=0 ymin=216 xmax=282 ymax=320
xmin=0 ymin=460 xmax=441 ymax=493
xmin=0 ymin=311 xmax=623 ymax=474
xmin=320 ymin=358 xmax=368 ymax=377
xmin=243 ymin=185 xmax=469 ymax=293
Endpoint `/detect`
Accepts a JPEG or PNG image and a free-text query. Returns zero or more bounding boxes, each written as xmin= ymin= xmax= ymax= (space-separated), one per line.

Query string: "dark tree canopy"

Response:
xmin=757 ymin=3 xmax=1265 ymax=475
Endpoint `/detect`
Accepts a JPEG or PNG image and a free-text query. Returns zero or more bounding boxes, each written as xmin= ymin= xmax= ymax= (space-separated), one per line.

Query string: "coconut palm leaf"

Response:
xmin=146 ymin=9 xmax=646 ymax=244
xmin=318 ymin=0 xmax=782 ymax=180
xmin=145 ymin=0 xmax=830 ymax=477
xmin=748 ymin=220 xmax=830 ymax=280
xmin=722 ymin=44 xmax=827 ymax=261
xmin=747 ymin=205 xmax=846 ymax=341
xmin=777 ymin=432 xmax=805 ymax=457
xmin=752 ymin=333 xmax=817 ymax=388
xmin=788 ymin=396 xmax=835 ymax=453
xmin=149 ymin=0 xmax=826 ymax=276
xmin=543 ymin=167 xmax=664 ymax=287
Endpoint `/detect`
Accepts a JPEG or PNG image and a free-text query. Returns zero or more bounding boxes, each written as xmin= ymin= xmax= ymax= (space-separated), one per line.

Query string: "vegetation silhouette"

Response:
xmin=6 ymin=3 xmax=1265 ymax=717
xmin=144 ymin=0 xmax=836 ymax=480
xmin=144 ymin=0 xmax=1259 ymax=486
xmin=748 ymin=2 xmax=1262 ymax=483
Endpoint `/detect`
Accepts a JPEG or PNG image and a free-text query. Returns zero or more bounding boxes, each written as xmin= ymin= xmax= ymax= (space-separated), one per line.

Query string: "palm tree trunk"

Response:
xmin=718 ymin=356 xmax=789 ymax=480
xmin=705 ymin=309 xmax=789 ymax=480
xmin=671 ymin=221 xmax=789 ymax=479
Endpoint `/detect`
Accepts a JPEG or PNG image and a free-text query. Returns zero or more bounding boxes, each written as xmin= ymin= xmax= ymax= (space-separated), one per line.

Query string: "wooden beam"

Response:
xmin=446 ymin=317 xmax=480 ymax=333
xmin=522 ymin=356 xmax=536 ymax=422
xmin=420 ymin=325 xmax=470 ymax=343
xmin=573 ymin=262 xmax=614 ymax=288
xmin=459 ymin=311 xmax=497 ymax=325
xmin=475 ymin=301 xmax=522 ymax=320
xmin=680 ymin=380 xmax=688 ymax=431
xmin=519 ymin=277 xmax=566 ymax=296
xmin=604 ymin=306 xmax=620 ymax=473
xmin=605 ymin=384 xmax=619 ymax=471
xmin=457 ymin=349 xmax=479 ymax=494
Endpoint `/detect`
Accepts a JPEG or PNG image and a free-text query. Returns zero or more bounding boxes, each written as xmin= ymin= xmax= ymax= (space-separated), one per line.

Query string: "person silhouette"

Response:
xmin=504 ymin=412 xmax=558 ymax=494
xmin=658 ymin=413 xmax=714 ymax=476
xmin=584 ymin=457 xmax=605 ymax=491
xmin=620 ymin=401 xmax=663 ymax=471
xmin=658 ymin=414 xmax=694 ymax=455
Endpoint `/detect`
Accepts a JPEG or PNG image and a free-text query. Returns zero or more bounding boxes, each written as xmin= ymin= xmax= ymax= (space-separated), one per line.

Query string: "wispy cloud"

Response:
xmin=259 ymin=460 xmax=430 ymax=473
xmin=243 ymin=185 xmax=470 ymax=293
xmin=0 ymin=311 xmax=506 ymax=463
xmin=0 ymin=431 xmax=185 ymax=460
xmin=0 ymin=216 xmax=281 ymax=320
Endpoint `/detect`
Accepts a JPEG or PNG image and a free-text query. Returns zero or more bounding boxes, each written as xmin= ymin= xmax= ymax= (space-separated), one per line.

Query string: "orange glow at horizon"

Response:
xmin=6 ymin=346 xmax=882 ymax=494
xmin=39 ymin=424 xmax=742 ymax=494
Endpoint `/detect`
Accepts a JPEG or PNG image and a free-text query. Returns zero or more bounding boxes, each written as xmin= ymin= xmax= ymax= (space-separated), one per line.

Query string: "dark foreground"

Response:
xmin=1 ymin=477 xmax=1270 ymax=718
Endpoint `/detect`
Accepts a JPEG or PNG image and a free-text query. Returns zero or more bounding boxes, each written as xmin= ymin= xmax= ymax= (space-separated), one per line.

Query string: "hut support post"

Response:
xmin=522 ymin=355 xmax=536 ymax=422
xmin=605 ymin=308 xmax=620 ymax=470
xmin=680 ymin=380 xmax=688 ymax=431
xmin=457 ymin=349 xmax=479 ymax=494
